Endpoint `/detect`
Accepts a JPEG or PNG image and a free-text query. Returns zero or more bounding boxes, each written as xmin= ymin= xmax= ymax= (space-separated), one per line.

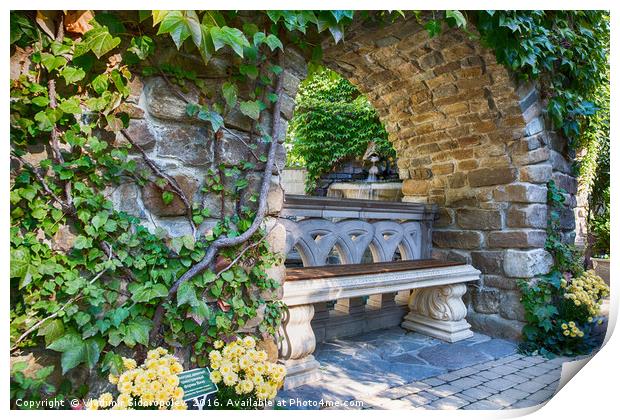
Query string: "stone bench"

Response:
xmin=277 ymin=259 xmax=481 ymax=389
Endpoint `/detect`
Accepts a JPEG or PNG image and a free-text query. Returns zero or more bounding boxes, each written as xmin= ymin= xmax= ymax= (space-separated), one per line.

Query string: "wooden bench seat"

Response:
xmin=285 ymin=259 xmax=464 ymax=281
xmin=278 ymin=259 xmax=481 ymax=389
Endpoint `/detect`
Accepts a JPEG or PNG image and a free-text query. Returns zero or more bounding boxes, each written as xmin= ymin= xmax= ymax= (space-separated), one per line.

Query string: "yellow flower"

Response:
xmin=141 ymin=392 xmax=155 ymax=406
xmin=98 ymin=392 xmax=114 ymax=408
xmin=219 ymin=361 xmax=233 ymax=375
xmin=210 ymin=370 xmax=222 ymax=384
xmin=598 ymin=319 xmax=603 ymax=325
xmin=172 ymin=387 xmax=184 ymax=400
xmin=588 ymin=317 xmax=593 ymax=323
xmin=242 ymin=336 xmax=256 ymax=348
xmin=166 ymin=375 xmax=180 ymax=388
xmin=108 ymin=374 xmax=119 ymax=384
xmin=563 ymin=330 xmax=570 ymax=336
xmin=240 ymin=379 xmax=254 ymax=394
xmin=147 ymin=350 xmax=160 ymax=360
xmin=223 ymin=372 xmax=239 ymax=386
xmin=123 ymin=357 xmax=137 ymax=370
xmin=568 ymin=321 xmax=576 ymax=328
xmin=214 ymin=340 xmax=224 ymax=349
xmin=149 ymin=380 xmax=163 ymax=393
xmin=561 ymin=323 xmax=568 ymax=330
xmin=118 ymin=380 xmax=133 ymax=394
xmin=155 ymin=390 xmax=169 ymax=405
xmin=170 ymin=362 xmax=183 ymax=374
xmin=117 ymin=393 xmax=132 ymax=408
xmin=135 ymin=373 xmax=148 ymax=387
xmin=157 ymin=347 xmax=168 ymax=356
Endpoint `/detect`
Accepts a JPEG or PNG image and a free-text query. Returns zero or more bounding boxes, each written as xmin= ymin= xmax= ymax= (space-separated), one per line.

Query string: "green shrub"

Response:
xmin=286 ymin=67 xmax=395 ymax=192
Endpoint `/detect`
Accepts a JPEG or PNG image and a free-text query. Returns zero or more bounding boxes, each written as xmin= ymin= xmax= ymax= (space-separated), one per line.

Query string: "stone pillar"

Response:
xmin=402 ymin=284 xmax=473 ymax=343
xmin=277 ymin=305 xmax=320 ymax=389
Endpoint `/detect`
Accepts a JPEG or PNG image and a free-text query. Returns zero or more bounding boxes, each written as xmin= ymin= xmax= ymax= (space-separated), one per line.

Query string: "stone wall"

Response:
xmin=101 ymin=46 xmax=308 ymax=326
xmin=320 ymin=17 xmax=581 ymax=340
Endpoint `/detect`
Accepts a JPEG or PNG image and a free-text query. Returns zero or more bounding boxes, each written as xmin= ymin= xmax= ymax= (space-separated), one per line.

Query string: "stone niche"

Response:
xmin=320 ymin=16 xmax=582 ymax=340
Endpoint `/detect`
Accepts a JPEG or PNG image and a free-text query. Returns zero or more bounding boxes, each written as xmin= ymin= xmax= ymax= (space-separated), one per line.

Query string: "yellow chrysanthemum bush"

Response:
xmin=87 ymin=347 xmax=187 ymax=410
xmin=208 ymin=336 xmax=286 ymax=409
xmin=519 ymin=181 xmax=610 ymax=357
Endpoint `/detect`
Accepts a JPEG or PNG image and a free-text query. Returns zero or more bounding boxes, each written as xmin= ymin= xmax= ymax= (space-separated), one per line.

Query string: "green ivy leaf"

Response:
xmin=31 ymin=96 xmax=50 ymax=107
xmin=239 ymin=100 xmax=261 ymax=120
xmin=177 ymin=282 xmax=200 ymax=307
xmin=40 ymin=53 xmax=67 ymax=72
xmin=59 ymin=97 xmax=82 ymax=114
xmin=265 ymin=34 xmax=284 ymax=51
xmin=73 ymin=235 xmax=93 ymax=250
xmin=157 ymin=11 xmax=201 ymax=49
xmin=162 ymin=191 xmax=174 ymax=205
xmin=446 ymin=11 xmax=467 ymax=28
xmin=222 ymin=82 xmax=238 ymax=108
xmin=37 ymin=319 xmax=65 ymax=346
xmin=239 ymin=64 xmax=258 ymax=79
xmin=91 ymin=74 xmax=109 ymax=95
xmin=60 ymin=66 xmax=86 ymax=84
xmin=210 ymin=26 xmax=250 ymax=57
xmin=197 ymin=107 xmax=224 ymax=132
xmin=75 ymin=26 xmax=121 ymax=58
xmin=424 ymin=20 xmax=442 ymax=38
xmin=131 ymin=283 xmax=168 ymax=302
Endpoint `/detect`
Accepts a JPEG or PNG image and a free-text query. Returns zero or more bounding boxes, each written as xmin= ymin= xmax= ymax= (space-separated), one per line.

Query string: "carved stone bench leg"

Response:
xmin=401 ymin=283 xmax=473 ymax=343
xmin=277 ymin=304 xmax=321 ymax=389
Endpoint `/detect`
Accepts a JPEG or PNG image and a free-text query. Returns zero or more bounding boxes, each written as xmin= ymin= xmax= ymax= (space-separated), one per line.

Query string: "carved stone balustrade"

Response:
xmin=279 ymin=194 xmax=435 ymax=265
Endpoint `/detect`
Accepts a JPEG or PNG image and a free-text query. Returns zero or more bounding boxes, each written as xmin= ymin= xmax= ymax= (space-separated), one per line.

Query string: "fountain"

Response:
xmin=326 ymin=141 xmax=403 ymax=201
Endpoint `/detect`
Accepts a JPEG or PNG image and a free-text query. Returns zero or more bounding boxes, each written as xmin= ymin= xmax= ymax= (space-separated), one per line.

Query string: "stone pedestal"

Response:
xmin=401 ymin=284 xmax=473 ymax=343
xmin=277 ymin=304 xmax=321 ymax=389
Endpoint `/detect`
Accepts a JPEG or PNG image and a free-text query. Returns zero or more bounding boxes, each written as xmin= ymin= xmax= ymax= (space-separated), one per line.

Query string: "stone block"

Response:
xmin=144 ymin=77 xmax=199 ymax=121
xmin=456 ymin=209 xmax=502 ymax=230
xmin=519 ymin=164 xmax=552 ymax=184
xmin=487 ymin=230 xmax=547 ymax=249
xmin=552 ymin=172 xmax=578 ymax=194
xmin=466 ymin=312 xmax=524 ymax=341
xmin=503 ymin=249 xmax=553 ymax=278
xmin=435 ymin=208 xmax=454 ymax=227
xmin=483 ymin=275 xmax=518 ymax=290
xmin=433 ymin=230 xmax=482 ymax=250
xmin=471 ymin=251 xmax=504 ymax=275
xmin=115 ymin=119 xmax=156 ymax=150
xmin=512 ymin=148 xmax=550 ymax=166
xmin=142 ymin=175 xmax=198 ymax=217
xmin=472 ymin=288 xmax=500 ymax=314
xmin=156 ymin=125 xmax=213 ymax=166
xmin=493 ymin=183 xmax=547 ymax=203
xmin=402 ymin=179 xmax=430 ymax=195
xmin=112 ymin=182 xmax=145 ymax=218
xmin=499 ymin=291 xmax=526 ymax=322
xmin=467 ymin=167 xmax=517 ymax=187
xmin=506 ymin=204 xmax=547 ymax=228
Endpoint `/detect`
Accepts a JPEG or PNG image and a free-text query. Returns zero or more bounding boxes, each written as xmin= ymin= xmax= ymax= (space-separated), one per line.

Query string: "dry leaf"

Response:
xmin=64 ymin=10 xmax=94 ymax=35
xmin=35 ymin=10 xmax=60 ymax=39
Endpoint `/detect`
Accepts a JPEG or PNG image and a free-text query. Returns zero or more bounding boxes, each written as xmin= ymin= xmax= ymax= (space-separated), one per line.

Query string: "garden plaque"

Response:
xmin=178 ymin=367 xmax=218 ymax=410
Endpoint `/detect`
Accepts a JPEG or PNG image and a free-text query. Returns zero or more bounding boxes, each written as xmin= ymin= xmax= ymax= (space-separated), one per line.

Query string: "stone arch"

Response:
xmin=279 ymin=17 xmax=579 ymax=339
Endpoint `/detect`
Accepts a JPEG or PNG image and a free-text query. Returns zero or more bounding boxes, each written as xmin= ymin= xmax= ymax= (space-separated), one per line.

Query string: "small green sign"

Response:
xmin=178 ymin=367 xmax=218 ymax=401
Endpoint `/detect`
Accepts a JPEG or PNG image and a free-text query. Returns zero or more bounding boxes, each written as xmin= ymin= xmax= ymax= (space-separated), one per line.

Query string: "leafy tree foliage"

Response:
xmin=286 ymin=68 xmax=395 ymax=192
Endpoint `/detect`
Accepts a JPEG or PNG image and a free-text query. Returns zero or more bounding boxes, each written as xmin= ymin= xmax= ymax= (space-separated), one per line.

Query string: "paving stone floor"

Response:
xmin=278 ymin=328 xmax=573 ymax=410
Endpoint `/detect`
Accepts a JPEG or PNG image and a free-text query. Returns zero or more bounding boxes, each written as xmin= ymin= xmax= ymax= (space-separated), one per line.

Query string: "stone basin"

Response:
xmin=327 ymin=181 xmax=403 ymax=201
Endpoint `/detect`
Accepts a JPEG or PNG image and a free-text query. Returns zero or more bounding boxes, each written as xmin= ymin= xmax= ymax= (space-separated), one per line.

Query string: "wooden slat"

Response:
xmin=285 ymin=259 xmax=465 ymax=281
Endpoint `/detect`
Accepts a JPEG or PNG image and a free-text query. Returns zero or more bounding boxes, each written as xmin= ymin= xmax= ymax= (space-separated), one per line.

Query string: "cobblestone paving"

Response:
xmin=278 ymin=327 xmax=573 ymax=410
